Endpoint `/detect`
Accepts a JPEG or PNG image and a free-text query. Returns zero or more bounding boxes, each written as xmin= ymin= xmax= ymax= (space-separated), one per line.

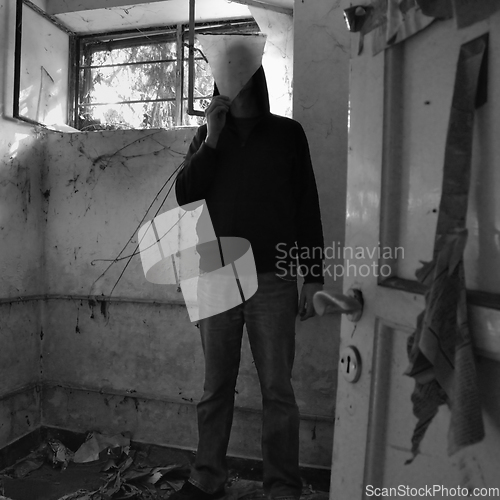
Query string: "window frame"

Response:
xmin=72 ymin=19 xmax=259 ymax=131
xmin=13 ymin=0 xmax=75 ymax=128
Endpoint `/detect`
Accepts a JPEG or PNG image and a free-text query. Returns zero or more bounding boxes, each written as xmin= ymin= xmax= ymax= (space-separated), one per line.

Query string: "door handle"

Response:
xmin=313 ymin=288 xmax=364 ymax=322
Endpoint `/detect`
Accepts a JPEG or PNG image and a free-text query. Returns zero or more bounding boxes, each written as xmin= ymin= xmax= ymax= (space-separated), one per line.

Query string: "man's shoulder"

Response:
xmin=267 ymin=113 xmax=300 ymax=125
xmin=266 ymin=113 xmax=305 ymax=133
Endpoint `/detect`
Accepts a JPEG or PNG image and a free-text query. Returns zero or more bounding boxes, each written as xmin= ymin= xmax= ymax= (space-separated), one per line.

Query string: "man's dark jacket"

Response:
xmin=175 ymin=67 xmax=324 ymax=284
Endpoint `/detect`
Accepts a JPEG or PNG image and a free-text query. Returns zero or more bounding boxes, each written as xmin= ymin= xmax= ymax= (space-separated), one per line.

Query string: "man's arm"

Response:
xmin=294 ymin=123 xmax=325 ymax=320
xmin=175 ymin=96 xmax=231 ymax=206
xmin=175 ymin=127 xmax=212 ymax=206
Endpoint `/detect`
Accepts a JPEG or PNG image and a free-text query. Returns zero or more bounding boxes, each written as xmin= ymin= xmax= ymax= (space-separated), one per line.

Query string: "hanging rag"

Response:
xmin=405 ymin=33 xmax=488 ymax=463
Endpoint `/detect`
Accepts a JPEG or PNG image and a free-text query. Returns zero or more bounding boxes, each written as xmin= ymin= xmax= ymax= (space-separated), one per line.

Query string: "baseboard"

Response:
xmin=41 ymin=383 xmax=334 ymax=468
xmin=0 ymin=428 xmax=42 ymax=473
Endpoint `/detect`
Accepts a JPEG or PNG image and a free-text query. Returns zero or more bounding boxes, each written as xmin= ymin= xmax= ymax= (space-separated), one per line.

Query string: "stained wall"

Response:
xmin=0 ymin=0 xmax=350 ymax=469
xmin=292 ymin=0 xmax=351 ymax=457
xmin=0 ymin=0 xmax=46 ymax=451
xmin=40 ymin=128 xmax=336 ymax=466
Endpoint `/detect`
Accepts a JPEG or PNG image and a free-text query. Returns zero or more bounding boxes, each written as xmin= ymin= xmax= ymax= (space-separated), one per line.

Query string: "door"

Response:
xmin=330 ymin=8 xmax=500 ymax=499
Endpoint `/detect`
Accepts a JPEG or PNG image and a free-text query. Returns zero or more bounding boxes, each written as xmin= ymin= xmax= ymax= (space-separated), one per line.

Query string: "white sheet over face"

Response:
xmin=197 ymin=33 xmax=267 ymax=100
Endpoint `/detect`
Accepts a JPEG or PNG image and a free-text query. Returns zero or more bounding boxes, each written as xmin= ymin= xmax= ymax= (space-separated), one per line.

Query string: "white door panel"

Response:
xmin=331 ymin=7 xmax=500 ymax=499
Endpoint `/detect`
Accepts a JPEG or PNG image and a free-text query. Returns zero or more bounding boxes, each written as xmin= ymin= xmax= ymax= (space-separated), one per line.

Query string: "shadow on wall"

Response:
xmin=0 ymin=128 xmax=47 ymax=451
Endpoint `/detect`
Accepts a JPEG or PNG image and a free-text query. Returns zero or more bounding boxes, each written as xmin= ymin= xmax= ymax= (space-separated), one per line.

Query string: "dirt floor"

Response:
xmin=0 ymin=431 xmax=330 ymax=500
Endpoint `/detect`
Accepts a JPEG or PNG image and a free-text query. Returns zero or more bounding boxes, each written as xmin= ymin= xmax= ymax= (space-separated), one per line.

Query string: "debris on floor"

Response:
xmin=48 ymin=440 xmax=75 ymax=471
xmin=1 ymin=432 xmax=190 ymax=500
xmin=73 ymin=432 xmax=130 ymax=465
xmin=0 ymin=432 xmax=329 ymax=500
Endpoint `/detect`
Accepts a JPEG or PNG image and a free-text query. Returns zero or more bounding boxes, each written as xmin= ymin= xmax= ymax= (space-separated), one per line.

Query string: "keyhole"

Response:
xmin=340 ymin=346 xmax=361 ymax=383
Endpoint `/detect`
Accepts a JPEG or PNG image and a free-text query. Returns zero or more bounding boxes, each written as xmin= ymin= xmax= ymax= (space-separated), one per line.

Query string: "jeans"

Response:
xmin=190 ymin=272 xmax=301 ymax=499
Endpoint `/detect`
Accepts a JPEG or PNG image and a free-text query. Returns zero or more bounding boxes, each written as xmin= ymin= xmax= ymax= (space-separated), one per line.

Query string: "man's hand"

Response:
xmin=205 ymin=95 xmax=231 ymax=149
xmin=298 ymin=282 xmax=323 ymax=321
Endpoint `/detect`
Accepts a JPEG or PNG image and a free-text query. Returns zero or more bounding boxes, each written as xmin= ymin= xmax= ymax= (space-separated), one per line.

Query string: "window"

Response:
xmin=74 ymin=20 xmax=258 ymax=131
xmin=13 ymin=0 xmax=71 ymax=129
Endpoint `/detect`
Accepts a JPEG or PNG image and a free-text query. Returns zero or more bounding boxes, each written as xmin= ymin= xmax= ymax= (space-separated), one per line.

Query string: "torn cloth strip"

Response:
xmin=416 ymin=0 xmax=453 ymax=19
xmin=452 ymin=0 xmax=500 ymax=29
xmin=356 ymin=0 xmax=436 ymax=55
xmin=405 ymin=33 xmax=488 ymax=462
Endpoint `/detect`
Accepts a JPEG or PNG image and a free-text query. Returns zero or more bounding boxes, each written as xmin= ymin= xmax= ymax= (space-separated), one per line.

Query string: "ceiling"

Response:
xmin=46 ymin=0 xmax=293 ymax=34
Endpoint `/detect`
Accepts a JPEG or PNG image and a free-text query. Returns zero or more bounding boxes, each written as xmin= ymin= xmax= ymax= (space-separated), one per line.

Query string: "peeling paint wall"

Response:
xmin=0 ymin=133 xmax=46 ymax=296
xmin=43 ymin=130 xmax=190 ymax=300
xmin=0 ymin=0 xmax=349 ymax=470
xmin=39 ymin=128 xmax=213 ymax=452
xmin=292 ymin=0 xmax=350 ymax=464
xmin=0 ymin=0 xmax=46 ymax=449
xmin=293 ymin=0 xmax=350 ymax=296
xmin=252 ymin=6 xmax=294 ymax=117
xmin=41 ymin=128 xmax=337 ymax=466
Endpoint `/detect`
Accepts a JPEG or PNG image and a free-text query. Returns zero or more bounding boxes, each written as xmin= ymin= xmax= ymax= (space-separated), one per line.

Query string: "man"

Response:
xmin=174 ymin=64 xmax=324 ymax=500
